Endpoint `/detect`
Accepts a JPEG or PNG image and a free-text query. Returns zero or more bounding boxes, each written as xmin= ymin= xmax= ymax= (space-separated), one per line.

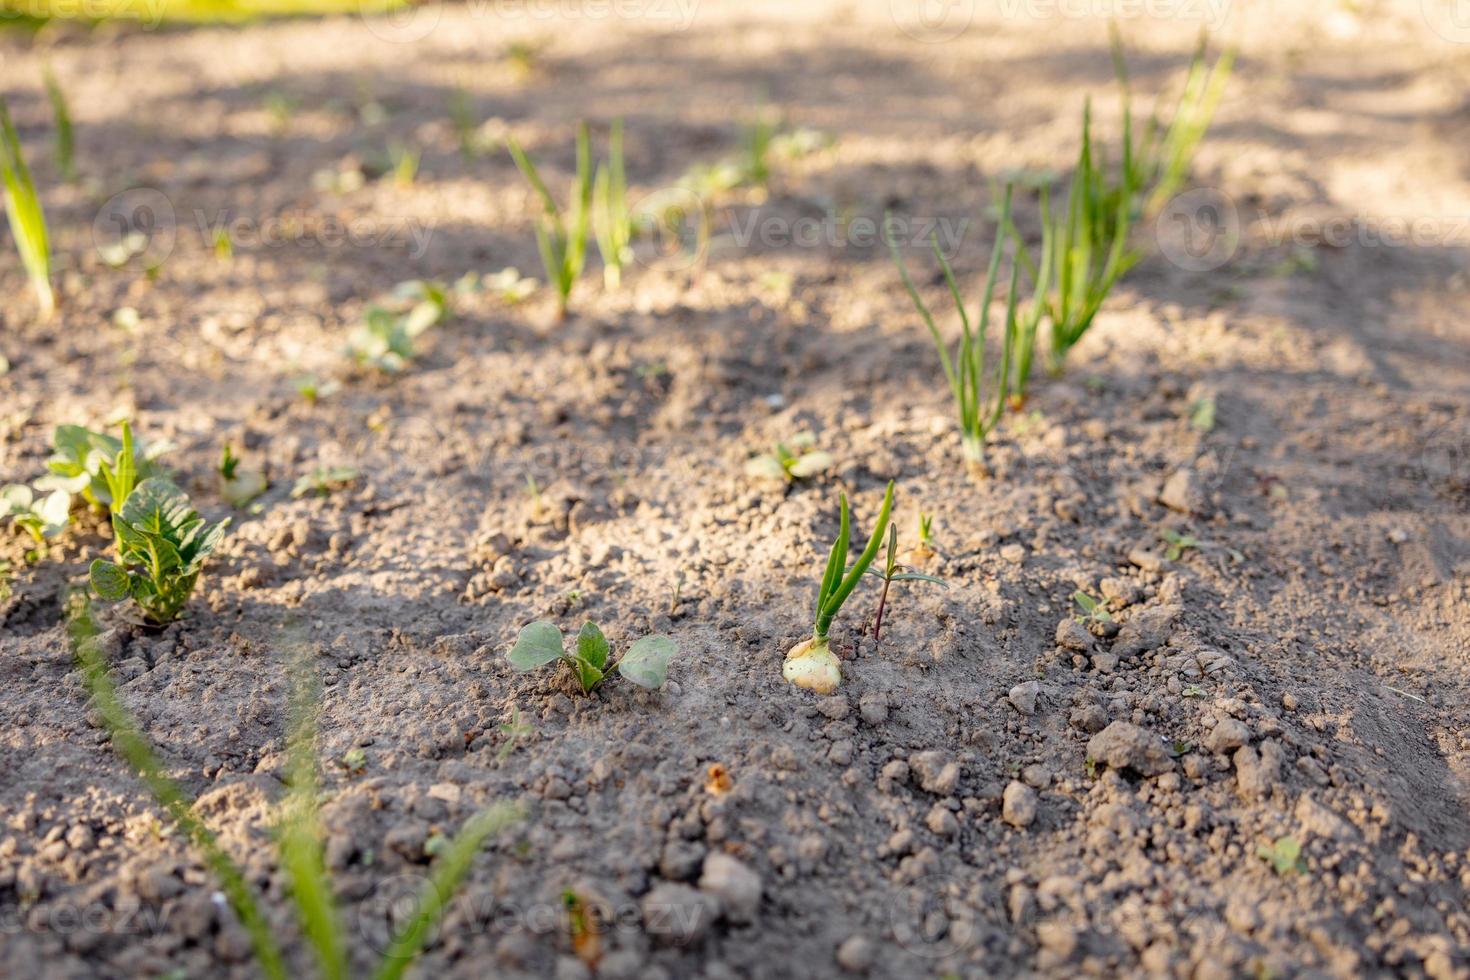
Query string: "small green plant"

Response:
xmin=889 ymin=186 xmax=1029 ymax=476
xmin=0 ymin=484 xmax=70 ymax=546
xmin=504 ymin=39 xmax=544 ymax=79
xmin=448 ymin=88 xmax=482 ymax=160
xmin=89 ymin=477 xmax=229 ymax=624
xmin=486 ymin=267 xmax=537 ymax=304
xmin=347 ymin=280 xmax=448 ymax=372
xmin=744 ymin=432 xmax=833 ymax=483
xmin=1256 ymin=835 xmax=1304 ymax=876
xmin=292 ymin=373 xmax=340 ymax=404
xmin=212 ymin=226 xmax=235 ymax=260
xmin=388 ymin=141 xmax=419 ymax=188
xmin=0 ymin=96 xmax=55 ymax=319
xmin=1189 ymin=396 xmax=1216 ymax=433
xmin=1040 ymin=102 xmax=1141 ymax=376
xmin=1161 ymin=528 xmax=1200 ymax=561
xmin=338 ymin=748 xmax=368 ymax=776
xmin=506 ymin=123 xmax=592 ymax=318
xmin=69 ymin=597 xmax=522 ymax=980
xmin=507 ymin=620 xmax=676 ymax=695
xmin=783 ymin=481 xmax=894 ymax=694
xmin=37 ymin=421 xmax=170 ymax=510
xmin=43 ymin=66 xmax=75 ymax=182
xmin=592 ymin=118 xmax=633 ymax=290
xmin=497 ymin=708 xmax=532 ymax=763
xmin=292 ymin=466 xmax=359 ymax=498
xmin=219 ymin=443 xmax=268 ymax=508
xmin=1072 ymin=590 xmax=1113 ymax=626
xmin=866 ymin=524 xmax=946 ymax=643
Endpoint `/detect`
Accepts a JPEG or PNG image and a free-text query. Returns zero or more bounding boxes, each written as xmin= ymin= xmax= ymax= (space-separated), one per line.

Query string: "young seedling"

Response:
xmin=783 ymin=480 xmax=894 ymax=695
xmin=346 ymin=280 xmax=447 ymax=373
xmin=866 ymin=524 xmax=946 ymax=643
xmin=0 ymin=484 xmax=70 ymax=548
xmin=1072 ymin=590 xmax=1113 ymax=627
xmin=1189 ymin=396 xmax=1216 ymax=433
xmin=1160 ymin=528 xmax=1200 ymax=561
xmin=1040 ymin=102 xmax=1141 ymax=377
xmin=89 ymin=477 xmax=229 ymax=624
xmin=0 ymin=559 xmax=11 ymax=602
xmin=292 ymin=373 xmax=340 ymax=404
xmin=292 ymin=466 xmax=359 ymax=498
xmin=1256 ymin=836 xmax=1304 ymax=876
xmin=1002 ymin=194 xmax=1055 ymax=408
xmin=388 ymin=141 xmax=419 ymax=188
xmin=901 ymin=511 xmax=938 ymax=566
xmin=448 ymin=88 xmax=482 ymax=161
xmin=496 ymin=708 xmax=532 ymax=763
xmin=486 ymin=267 xmax=537 ymax=304
xmin=37 ymin=421 xmax=169 ymax=510
xmin=592 ymin=118 xmax=632 ymax=290
xmin=0 ymin=96 xmax=55 ymax=319
xmin=43 ymin=66 xmax=75 ymax=182
xmin=743 ymin=432 xmax=833 ymax=483
xmin=506 ymin=124 xmax=592 ymax=318
xmin=69 ymin=597 xmax=523 ymax=980
xmin=506 ymin=620 xmax=676 ymax=695
xmin=219 ymin=443 xmax=268 ymax=508
xmin=889 ymin=186 xmax=1026 ymax=477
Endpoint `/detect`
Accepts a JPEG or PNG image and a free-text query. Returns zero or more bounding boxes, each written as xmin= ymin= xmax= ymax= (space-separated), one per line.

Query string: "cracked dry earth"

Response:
xmin=3 ymin=1 xmax=1470 ymax=977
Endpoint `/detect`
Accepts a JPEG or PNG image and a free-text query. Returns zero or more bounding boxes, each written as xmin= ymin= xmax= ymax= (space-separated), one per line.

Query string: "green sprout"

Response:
xmin=0 ymin=559 xmax=12 ymax=602
xmin=1256 ymin=836 xmax=1304 ymax=876
xmin=507 ymin=620 xmax=676 ymax=695
xmin=0 ymin=483 xmax=70 ymax=546
xmin=388 ymin=141 xmax=419 ymax=188
xmin=346 ymin=280 xmax=448 ymax=373
xmin=1161 ymin=528 xmax=1200 ymax=561
xmin=448 ymin=88 xmax=482 ymax=161
xmin=212 ymin=226 xmax=235 ymax=260
xmin=486 ymin=266 xmax=537 ymax=304
xmin=744 ymin=432 xmax=833 ymax=483
xmin=1072 ymin=590 xmax=1113 ymax=626
xmin=889 ymin=186 xmax=1033 ymax=476
xmin=497 ymin=708 xmax=532 ymax=763
xmin=43 ymin=66 xmax=75 ymax=182
xmin=506 ymin=123 xmax=592 ymax=318
xmin=292 ymin=373 xmax=340 ymax=404
xmin=1189 ymin=396 xmax=1216 ymax=433
xmin=219 ymin=443 xmax=268 ymax=509
xmin=292 ymin=466 xmax=359 ymax=499
xmin=69 ymin=596 xmax=522 ymax=980
xmin=592 ymin=118 xmax=632 ymax=290
xmin=783 ymin=480 xmax=894 ymax=694
xmin=37 ymin=421 xmax=170 ymax=510
xmin=866 ymin=524 xmax=946 ymax=643
xmin=0 ymin=96 xmax=55 ymax=319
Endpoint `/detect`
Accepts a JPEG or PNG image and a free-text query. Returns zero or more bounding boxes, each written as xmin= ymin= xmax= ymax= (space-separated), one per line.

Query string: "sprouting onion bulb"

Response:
xmin=783 ymin=481 xmax=894 ymax=694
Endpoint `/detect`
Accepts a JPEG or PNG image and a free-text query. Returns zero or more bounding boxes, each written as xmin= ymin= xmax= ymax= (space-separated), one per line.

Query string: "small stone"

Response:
xmin=878 ymin=759 xmax=909 ymax=793
xmin=1111 ymin=605 xmax=1179 ymax=658
xmin=1206 ymin=719 xmax=1250 ymax=754
xmin=909 ymin=752 xmax=961 ymax=795
xmin=134 ymin=864 xmax=182 ymax=902
xmin=660 ymin=841 xmax=706 ymax=881
xmin=1070 ymin=704 xmax=1108 ymax=734
xmin=836 ymin=935 xmax=875 ymax=973
xmin=859 ymin=692 xmax=889 ymax=725
xmin=698 ymin=853 xmax=762 ymax=923
xmin=1128 ymin=547 xmax=1164 ymax=573
xmin=1091 ymin=652 xmax=1119 ymax=674
xmin=1008 ymin=681 xmax=1041 ymax=716
xmin=925 ymin=804 xmax=958 ymax=836
xmin=1233 ymin=740 xmax=1283 ymax=801
xmin=64 ymin=825 xmax=94 ymax=852
xmin=1295 ymin=794 xmax=1355 ymax=841
xmin=1000 ymin=543 xmax=1026 ymax=564
xmin=642 ymin=883 xmax=718 ymax=944
xmin=1086 ymin=722 xmax=1175 ymax=777
xmin=1159 ymin=469 xmax=1199 ymax=513
xmin=1100 ymin=577 xmax=1140 ymax=606
xmin=1002 ymin=781 xmax=1038 ymax=828
xmin=1021 ymin=765 xmax=1052 ymax=789
xmin=1036 ymin=919 xmax=1077 ymax=958
xmin=1281 ymin=692 xmax=1299 ymax=711
xmin=1055 ymin=619 xmax=1093 ymax=652
xmin=817 ymin=697 xmax=850 ymax=721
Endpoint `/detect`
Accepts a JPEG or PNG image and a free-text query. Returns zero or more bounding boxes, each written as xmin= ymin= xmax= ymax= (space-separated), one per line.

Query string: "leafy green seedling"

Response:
xmin=0 ymin=96 xmax=55 ymax=319
xmin=784 ymin=481 xmax=894 ymax=694
xmin=37 ymin=422 xmax=170 ymax=509
xmin=292 ymin=373 xmax=340 ymax=404
xmin=1161 ymin=528 xmax=1200 ymax=561
xmin=890 ymin=186 xmax=1035 ymax=476
xmin=507 ymin=620 xmax=676 ymax=695
xmin=43 ymin=66 xmax=75 ymax=182
xmin=219 ymin=443 xmax=268 ymax=509
xmin=347 ymin=280 xmax=447 ymax=373
xmin=1189 ymin=396 xmax=1216 ymax=433
xmin=506 ymin=123 xmax=592 ymax=318
xmin=388 ymin=141 xmax=419 ymax=188
xmin=497 ymin=708 xmax=532 ymax=763
xmin=0 ymin=484 xmax=70 ymax=545
xmin=89 ymin=478 xmax=229 ymax=624
xmin=339 ymin=748 xmax=368 ymax=776
xmin=486 ymin=267 xmax=537 ymax=304
xmin=592 ymin=118 xmax=632 ymax=290
xmin=448 ymin=88 xmax=482 ymax=161
xmin=504 ymin=39 xmax=544 ymax=79
xmin=212 ymin=226 xmax=234 ymax=260
xmin=866 ymin=524 xmax=946 ymax=643
xmin=1256 ymin=836 xmax=1304 ymax=876
xmin=1072 ymin=590 xmax=1113 ymax=626
xmin=744 ymin=432 xmax=833 ymax=482
xmin=292 ymin=466 xmax=359 ymax=499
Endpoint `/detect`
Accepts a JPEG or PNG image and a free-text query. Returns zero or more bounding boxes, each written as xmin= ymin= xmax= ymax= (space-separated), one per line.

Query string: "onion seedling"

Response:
xmin=889 ymin=187 xmax=1025 ymax=477
xmin=592 ymin=118 xmax=632 ymax=290
xmin=783 ymin=480 xmax=894 ymax=695
xmin=43 ymin=66 xmax=75 ymax=182
xmin=506 ymin=123 xmax=592 ymax=318
xmin=507 ymin=620 xmax=676 ymax=695
xmin=0 ymin=96 xmax=54 ymax=319
xmin=89 ymin=477 xmax=229 ymax=624
xmin=866 ymin=524 xmax=946 ymax=643
xmin=744 ymin=431 xmax=833 ymax=483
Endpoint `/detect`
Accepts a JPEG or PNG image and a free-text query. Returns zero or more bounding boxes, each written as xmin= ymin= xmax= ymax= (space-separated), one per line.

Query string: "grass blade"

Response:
xmin=0 ymin=96 xmax=55 ymax=318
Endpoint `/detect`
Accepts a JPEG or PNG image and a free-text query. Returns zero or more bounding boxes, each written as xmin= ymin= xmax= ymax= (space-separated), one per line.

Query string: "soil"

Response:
xmin=3 ymin=1 xmax=1470 ymax=977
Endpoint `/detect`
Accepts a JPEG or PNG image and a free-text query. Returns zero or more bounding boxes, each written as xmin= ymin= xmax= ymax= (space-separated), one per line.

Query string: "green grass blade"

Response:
xmin=0 ymin=96 xmax=55 ymax=318
xmin=818 ymin=481 xmax=894 ymax=630
xmin=372 ymin=803 xmax=523 ymax=980
xmin=43 ymin=66 xmax=74 ymax=182
xmin=887 ymin=215 xmax=961 ymax=401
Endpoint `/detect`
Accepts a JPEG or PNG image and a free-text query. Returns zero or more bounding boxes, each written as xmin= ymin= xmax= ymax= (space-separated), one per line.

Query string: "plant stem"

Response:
xmin=872 ymin=575 xmax=892 ymax=643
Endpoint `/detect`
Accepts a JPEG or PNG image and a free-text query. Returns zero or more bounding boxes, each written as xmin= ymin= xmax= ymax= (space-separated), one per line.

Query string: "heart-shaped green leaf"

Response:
xmin=617 ymin=635 xmax=676 ymax=689
xmin=89 ymin=559 xmax=131 ymax=601
xmin=507 ymin=621 xmax=563 ymax=671
xmin=576 ymin=621 xmax=608 ymax=670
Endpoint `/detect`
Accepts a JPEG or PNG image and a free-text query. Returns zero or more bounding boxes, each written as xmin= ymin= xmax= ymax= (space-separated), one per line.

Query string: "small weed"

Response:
xmin=507 ymin=620 xmax=676 ymax=695
xmin=1161 ymin=528 xmax=1200 ymax=561
xmin=866 ymin=524 xmax=947 ymax=643
xmin=37 ymin=421 xmax=169 ymax=510
xmin=212 ymin=226 xmax=234 ymax=260
xmin=448 ymin=89 xmax=481 ymax=160
xmin=1256 ymin=835 xmax=1304 ymax=876
xmin=592 ymin=118 xmax=632 ymax=290
xmin=1072 ymin=590 xmax=1113 ymax=626
xmin=347 ymin=280 xmax=448 ymax=373
xmin=219 ymin=443 xmax=268 ymax=509
xmin=292 ymin=373 xmax=340 ymax=404
xmin=388 ymin=141 xmax=418 ymax=188
xmin=1189 ymin=396 xmax=1216 ymax=433
xmin=0 ymin=483 xmax=70 ymax=546
xmin=292 ymin=466 xmax=359 ymax=499
xmin=486 ymin=267 xmax=537 ymax=304
xmin=339 ymin=748 xmax=368 ymax=776
xmin=744 ymin=431 xmax=833 ymax=483
xmin=496 ymin=708 xmax=532 ymax=763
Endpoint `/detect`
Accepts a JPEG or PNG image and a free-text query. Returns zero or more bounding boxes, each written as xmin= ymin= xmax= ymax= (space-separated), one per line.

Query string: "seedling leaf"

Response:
xmin=617 ymin=635 xmax=676 ymax=689
xmin=576 ymin=621 xmax=609 ymax=670
xmin=89 ymin=559 xmax=130 ymax=601
xmin=508 ymin=621 xmax=564 ymax=671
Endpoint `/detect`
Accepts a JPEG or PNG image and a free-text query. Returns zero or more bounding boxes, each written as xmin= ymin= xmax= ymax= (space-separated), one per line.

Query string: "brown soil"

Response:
xmin=3 ymin=2 xmax=1470 ymax=978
